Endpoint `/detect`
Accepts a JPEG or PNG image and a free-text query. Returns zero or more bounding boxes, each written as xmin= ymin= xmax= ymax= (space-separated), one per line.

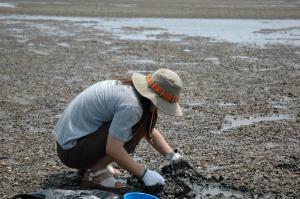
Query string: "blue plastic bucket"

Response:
xmin=123 ymin=192 xmax=159 ymax=199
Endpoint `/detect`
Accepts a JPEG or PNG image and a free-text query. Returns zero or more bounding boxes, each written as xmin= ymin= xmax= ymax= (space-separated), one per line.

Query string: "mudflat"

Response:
xmin=0 ymin=1 xmax=299 ymax=198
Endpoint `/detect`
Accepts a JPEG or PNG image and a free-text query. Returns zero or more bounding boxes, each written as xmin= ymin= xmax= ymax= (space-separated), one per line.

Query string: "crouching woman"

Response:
xmin=53 ymin=68 xmax=191 ymax=193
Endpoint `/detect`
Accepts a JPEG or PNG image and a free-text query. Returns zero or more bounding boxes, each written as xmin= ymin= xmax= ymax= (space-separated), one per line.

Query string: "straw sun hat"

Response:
xmin=132 ymin=68 xmax=183 ymax=116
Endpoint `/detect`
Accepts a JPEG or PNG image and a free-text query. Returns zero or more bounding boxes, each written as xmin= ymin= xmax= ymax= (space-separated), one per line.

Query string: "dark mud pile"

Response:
xmin=127 ymin=165 xmax=253 ymax=199
xmin=1 ymin=15 xmax=300 ymax=199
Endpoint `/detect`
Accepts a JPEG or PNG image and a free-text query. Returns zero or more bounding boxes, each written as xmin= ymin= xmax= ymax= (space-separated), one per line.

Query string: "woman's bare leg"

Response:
xmin=89 ymin=155 xmax=121 ymax=175
xmin=84 ymin=155 xmax=125 ymax=188
xmin=89 ymin=155 xmax=113 ymax=171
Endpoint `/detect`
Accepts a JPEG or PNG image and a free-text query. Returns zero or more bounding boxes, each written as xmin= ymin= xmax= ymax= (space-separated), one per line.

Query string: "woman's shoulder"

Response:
xmin=118 ymin=89 xmax=142 ymax=107
xmin=94 ymin=80 xmax=141 ymax=109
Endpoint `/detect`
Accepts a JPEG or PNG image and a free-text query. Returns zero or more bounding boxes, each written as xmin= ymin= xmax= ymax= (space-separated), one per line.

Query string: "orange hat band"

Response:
xmin=146 ymin=75 xmax=180 ymax=103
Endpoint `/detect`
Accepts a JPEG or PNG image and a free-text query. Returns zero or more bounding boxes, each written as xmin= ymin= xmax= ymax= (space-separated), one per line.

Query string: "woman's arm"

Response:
xmin=106 ymin=134 xmax=166 ymax=186
xmin=106 ymin=134 xmax=145 ymax=177
xmin=146 ymin=128 xmax=193 ymax=169
xmin=145 ymin=128 xmax=174 ymax=156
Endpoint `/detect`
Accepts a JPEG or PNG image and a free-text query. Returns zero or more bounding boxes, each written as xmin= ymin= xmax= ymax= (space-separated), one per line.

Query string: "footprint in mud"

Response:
xmin=127 ymin=164 xmax=252 ymax=199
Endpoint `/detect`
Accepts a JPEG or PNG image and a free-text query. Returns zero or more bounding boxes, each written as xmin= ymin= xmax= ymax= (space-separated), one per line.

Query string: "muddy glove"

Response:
xmin=141 ymin=169 xmax=165 ymax=186
xmin=165 ymin=151 xmax=192 ymax=170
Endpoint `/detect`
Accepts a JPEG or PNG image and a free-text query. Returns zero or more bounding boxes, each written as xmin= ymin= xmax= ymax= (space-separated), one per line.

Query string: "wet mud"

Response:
xmin=127 ymin=165 xmax=253 ymax=199
xmin=37 ymin=165 xmax=252 ymax=198
xmin=1 ymin=12 xmax=300 ymax=199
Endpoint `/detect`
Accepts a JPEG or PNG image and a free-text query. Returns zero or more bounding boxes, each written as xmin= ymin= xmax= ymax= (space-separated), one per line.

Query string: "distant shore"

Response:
xmin=1 ymin=0 xmax=300 ymax=19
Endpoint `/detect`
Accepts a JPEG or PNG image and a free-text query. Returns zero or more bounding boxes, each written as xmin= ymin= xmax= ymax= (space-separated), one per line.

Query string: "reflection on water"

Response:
xmin=0 ymin=3 xmax=15 ymax=8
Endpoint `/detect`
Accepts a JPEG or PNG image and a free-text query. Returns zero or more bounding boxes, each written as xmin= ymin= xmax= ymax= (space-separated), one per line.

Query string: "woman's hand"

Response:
xmin=145 ymin=128 xmax=192 ymax=170
xmin=166 ymin=152 xmax=192 ymax=170
xmin=141 ymin=169 xmax=165 ymax=186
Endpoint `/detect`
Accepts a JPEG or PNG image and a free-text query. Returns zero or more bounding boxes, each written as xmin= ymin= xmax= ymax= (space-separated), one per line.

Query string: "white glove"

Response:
xmin=165 ymin=152 xmax=193 ymax=169
xmin=165 ymin=152 xmax=181 ymax=161
xmin=170 ymin=153 xmax=182 ymax=161
xmin=141 ymin=169 xmax=165 ymax=186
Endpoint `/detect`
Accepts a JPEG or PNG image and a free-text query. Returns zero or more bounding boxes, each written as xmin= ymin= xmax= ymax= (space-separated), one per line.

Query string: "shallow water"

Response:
xmin=204 ymin=57 xmax=220 ymax=65
xmin=0 ymin=75 xmax=10 ymax=81
xmin=199 ymin=186 xmax=243 ymax=198
xmin=0 ymin=3 xmax=15 ymax=8
xmin=29 ymin=23 xmax=74 ymax=37
xmin=231 ymin=55 xmax=258 ymax=62
xmin=126 ymin=59 xmax=155 ymax=65
xmin=1 ymin=15 xmax=300 ymax=46
xmin=218 ymin=102 xmax=237 ymax=107
xmin=57 ymin=43 xmax=70 ymax=48
xmin=221 ymin=114 xmax=292 ymax=131
xmin=31 ymin=49 xmax=50 ymax=55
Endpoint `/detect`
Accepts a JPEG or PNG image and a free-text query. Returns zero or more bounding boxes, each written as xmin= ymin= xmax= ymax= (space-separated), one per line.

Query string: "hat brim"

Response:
xmin=132 ymin=73 xmax=182 ymax=117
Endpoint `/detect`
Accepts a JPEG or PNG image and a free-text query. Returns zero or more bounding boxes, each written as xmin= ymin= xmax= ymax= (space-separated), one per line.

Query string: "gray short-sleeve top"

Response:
xmin=53 ymin=80 xmax=143 ymax=150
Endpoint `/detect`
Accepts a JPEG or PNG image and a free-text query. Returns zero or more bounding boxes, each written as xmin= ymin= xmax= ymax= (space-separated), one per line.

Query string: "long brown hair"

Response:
xmin=116 ymin=77 xmax=157 ymax=147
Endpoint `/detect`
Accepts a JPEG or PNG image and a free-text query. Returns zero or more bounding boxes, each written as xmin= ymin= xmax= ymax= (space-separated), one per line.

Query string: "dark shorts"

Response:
xmin=56 ymin=122 xmax=139 ymax=169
